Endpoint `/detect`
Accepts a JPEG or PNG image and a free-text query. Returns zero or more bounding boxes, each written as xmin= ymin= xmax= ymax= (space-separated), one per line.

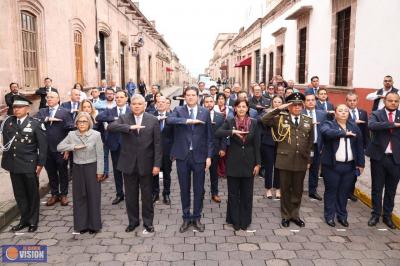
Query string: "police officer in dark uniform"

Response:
xmin=1 ymin=95 xmax=47 ymax=232
xmin=262 ymin=92 xmax=314 ymax=228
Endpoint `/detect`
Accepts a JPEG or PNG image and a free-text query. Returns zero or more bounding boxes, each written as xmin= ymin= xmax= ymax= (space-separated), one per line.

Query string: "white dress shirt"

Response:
xmin=336 ymin=136 xmax=354 ymax=162
xmin=307 ymin=109 xmax=318 ymax=143
xmin=117 ymin=105 xmax=127 ymax=116
xmin=366 ymin=87 xmax=394 ymax=110
xmin=350 ymin=108 xmax=359 ymax=120
xmin=49 ymin=104 xmax=59 ymax=118
xmin=17 ymin=115 xmax=28 ymax=125
xmin=290 ymin=115 xmax=300 ymax=125
xmin=210 ymin=110 xmax=215 ymax=122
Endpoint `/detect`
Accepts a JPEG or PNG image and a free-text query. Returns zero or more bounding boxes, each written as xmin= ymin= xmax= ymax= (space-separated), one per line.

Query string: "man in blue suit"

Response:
xmin=366 ymin=92 xmax=400 ymax=229
xmin=304 ymin=76 xmax=320 ymax=97
xmin=303 ymin=93 xmax=328 ymax=201
xmin=97 ymin=90 xmax=130 ymax=205
xmin=203 ymin=95 xmax=226 ymax=203
xmin=167 ymin=86 xmax=213 ymax=233
xmin=316 ymin=88 xmax=334 ymax=112
xmin=35 ymin=91 xmax=74 ymax=206
xmin=61 ymin=88 xmax=81 ymax=120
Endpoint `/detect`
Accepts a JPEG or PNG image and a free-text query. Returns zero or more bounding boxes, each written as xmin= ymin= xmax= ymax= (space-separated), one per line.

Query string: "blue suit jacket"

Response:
xmin=320 ymin=120 xmax=365 ymax=167
xmin=166 ymin=105 xmax=213 ymax=163
xmin=316 ymin=100 xmax=334 ymax=111
xmin=302 ymin=109 xmax=329 ymax=152
xmin=96 ymin=105 xmax=130 ymax=151
xmin=211 ymin=111 xmax=227 ymax=156
xmin=35 ymin=107 xmax=74 ymax=152
xmin=350 ymin=108 xmax=370 ymax=149
xmin=153 ymin=110 xmax=174 ymax=156
xmin=305 ymin=87 xmax=318 ymax=95
xmin=61 ymin=101 xmax=80 ymax=119
xmin=366 ymin=109 xmax=400 ymax=164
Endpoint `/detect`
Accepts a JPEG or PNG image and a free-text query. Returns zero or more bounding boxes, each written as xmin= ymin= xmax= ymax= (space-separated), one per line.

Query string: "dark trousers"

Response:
xmin=176 ymin=152 xmax=205 ymax=221
xmin=123 ymin=171 xmax=154 ymax=227
xmin=209 ymin=154 xmax=219 ymax=196
xmin=103 ymin=144 xmax=109 ymax=175
xmin=153 ymin=153 xmax=172 ymax=196
xmin=72 ymin=163 xmax=101 ymax=231
xmin=370 ymin=155 xmax=400 ymax=218
xmin=226 ymin=176 xmax=254 ymax=229
xmin=279 ymin=170 xmax=306 ymax=219
xmin=261 ymin=144 xmax=279 ymax=189
xmin=45 ymin=151 xmax=69 ymax=196
xmin=10 ymin=173 xmax=40 ymax=226
xmin=308 ymin=144 xmax=321 ymax=194
xmin=322 ymin=162 xmax=355 ymax=221
xmin=110 ymin=148 xmax=124 ymax=198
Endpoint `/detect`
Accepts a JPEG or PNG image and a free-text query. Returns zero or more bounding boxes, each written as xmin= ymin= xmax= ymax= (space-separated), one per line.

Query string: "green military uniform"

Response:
xmin=1 ymin=95 xmax=47 ymax=230
xmin=262 ymin=93 xmax=314 ymax=222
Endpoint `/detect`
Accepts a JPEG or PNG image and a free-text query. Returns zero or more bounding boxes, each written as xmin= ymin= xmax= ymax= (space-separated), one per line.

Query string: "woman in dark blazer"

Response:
xmin=320 ymin=104 xmax=365 ymax=227
xmin=216 ymin=98 xmax=261 ymax=231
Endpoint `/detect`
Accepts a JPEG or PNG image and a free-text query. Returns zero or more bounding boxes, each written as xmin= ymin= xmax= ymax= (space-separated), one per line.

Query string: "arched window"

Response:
xmin=21 ymin=11 xmax=38 ymax=88
xmin=74 ymin=30 xmax=84 ymax=84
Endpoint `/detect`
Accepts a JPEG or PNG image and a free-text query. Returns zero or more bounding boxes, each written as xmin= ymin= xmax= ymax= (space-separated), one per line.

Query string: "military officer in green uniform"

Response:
xmin=1 ymin=95 xmax=47 ymax=232
xmin=262 ymin=92 xmax=314 ymax=228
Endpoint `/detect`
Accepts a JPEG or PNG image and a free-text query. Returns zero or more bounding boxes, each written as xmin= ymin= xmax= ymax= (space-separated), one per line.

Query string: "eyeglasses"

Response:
xmin=384 ymin=80 xmax=392 ymax=82
xmin=77 ymin=120 xmax=89 ymax=124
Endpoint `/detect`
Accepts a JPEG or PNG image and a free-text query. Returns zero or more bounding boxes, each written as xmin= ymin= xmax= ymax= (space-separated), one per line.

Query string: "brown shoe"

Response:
xmin=212 ymin=195 xmax=221 ymax=203
xmin=46 ymin=196 xmax=59 ymax=206
xmin=60 ymin=196 xmax=69 ymax=206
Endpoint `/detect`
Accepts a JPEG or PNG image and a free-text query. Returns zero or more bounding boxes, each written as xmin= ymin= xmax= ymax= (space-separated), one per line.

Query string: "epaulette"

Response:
xmin=279 ymin=111 xmax=289 ymax=115
xmin=301 ymin=113 xmax=312 ymax=119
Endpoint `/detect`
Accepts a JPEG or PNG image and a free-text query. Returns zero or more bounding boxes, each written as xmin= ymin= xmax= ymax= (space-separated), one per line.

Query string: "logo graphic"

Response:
xmin=2 ymin=245 xmax=47 ymax=263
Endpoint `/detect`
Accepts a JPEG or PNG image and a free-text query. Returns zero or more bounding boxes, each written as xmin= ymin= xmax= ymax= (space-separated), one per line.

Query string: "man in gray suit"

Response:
xmin=108 ymin=94 xmax=162 ymax=234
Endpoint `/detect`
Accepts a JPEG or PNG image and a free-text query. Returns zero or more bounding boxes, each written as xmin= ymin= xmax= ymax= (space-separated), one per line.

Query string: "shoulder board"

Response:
xmin=301 ymin=114 xmax=312 ymax=119
xmin=279 ymin=111 xmax=289 ymax=115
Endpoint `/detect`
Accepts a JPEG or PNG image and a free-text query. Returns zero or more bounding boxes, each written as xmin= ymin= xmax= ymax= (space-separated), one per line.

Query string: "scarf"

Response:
xmin=234 ymin=115 xmax=251 ymax=143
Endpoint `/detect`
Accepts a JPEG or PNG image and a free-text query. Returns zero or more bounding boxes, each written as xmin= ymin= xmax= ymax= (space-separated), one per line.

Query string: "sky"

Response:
xmin=140 ymin=0 xmax=266 ymax=79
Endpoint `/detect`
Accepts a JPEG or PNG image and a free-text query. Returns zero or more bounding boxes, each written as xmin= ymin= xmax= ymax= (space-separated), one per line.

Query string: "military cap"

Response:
xmin=12 ymin=95 xmax=32 ymax=106
xmin=285 ymin=92 xmax=305 ymax=103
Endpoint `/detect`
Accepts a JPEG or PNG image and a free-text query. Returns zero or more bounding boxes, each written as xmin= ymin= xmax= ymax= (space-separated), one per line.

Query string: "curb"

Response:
xmin=355 ymin=187 xmax=400 ymax=229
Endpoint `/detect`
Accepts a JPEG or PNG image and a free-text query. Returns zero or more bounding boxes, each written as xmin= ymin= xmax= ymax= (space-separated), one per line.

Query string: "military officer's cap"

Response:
xmin=285 ymin=92 xmax=305 ymax=103
xmin=12 ymin=95 xmax=32 ymax=106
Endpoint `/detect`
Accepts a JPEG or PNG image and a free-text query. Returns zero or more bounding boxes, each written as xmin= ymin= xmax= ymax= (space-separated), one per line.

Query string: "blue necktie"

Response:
xmin=189 ymin=108 xmax=194 ymax=130
xmin=160 ymin=113 xmax=165 ymax=131
xmin=119 ymin=108 xmax=123 ymax=117
xmin=49 ymin=107 xmax=55 ymax=118
xmin=351 ymin=109 xmax=357 ymax=121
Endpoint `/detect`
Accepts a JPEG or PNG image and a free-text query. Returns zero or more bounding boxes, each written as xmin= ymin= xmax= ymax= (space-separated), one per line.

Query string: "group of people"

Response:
xmin=2 ymin=74 xmax=399 ymax=235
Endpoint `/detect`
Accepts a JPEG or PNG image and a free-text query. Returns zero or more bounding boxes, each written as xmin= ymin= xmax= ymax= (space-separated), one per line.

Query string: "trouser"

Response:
xmin=370 ymin=155 xmax=400 ymax=218
xmin=10 ymin=173 xmax=40 ymax=226
xmin=308 ymin=144 xmax=321 ymax=194
xmin=45 ymin=151 xmax=69 ymax=196
xmin=153 ymin=153 xmax=173 ymax=196
xmin=322 ymin=162 xmax=355 ymax=221
xmin=279 ymin=169 xmax=306 ymax=219
xmin=209 ymin=154 xmax=219 ymax=196
xmin=110 ymin=148 xmax=124 ymax=198
xmin=261 ymin=144 xmax=279 ymax=189
xmin=226 ymin=176 xmax=254 ymax=228
xmin=103 ymin=144 xmax=109 ymax=175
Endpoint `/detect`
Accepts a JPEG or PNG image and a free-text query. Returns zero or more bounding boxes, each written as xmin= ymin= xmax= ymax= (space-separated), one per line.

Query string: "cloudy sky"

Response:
xmin=140 ymin=0 xmax=265 ymax=78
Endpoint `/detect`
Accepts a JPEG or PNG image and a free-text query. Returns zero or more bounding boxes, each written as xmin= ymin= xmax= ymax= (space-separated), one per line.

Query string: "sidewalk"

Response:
xmin=0 ymin=85 xmax=181 ymax=230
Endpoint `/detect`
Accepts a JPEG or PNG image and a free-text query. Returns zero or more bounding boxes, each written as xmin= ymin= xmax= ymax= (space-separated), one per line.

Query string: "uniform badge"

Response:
xmin=41 ymin=123 xmax=46 ymax=131
xmin=26 ymin=123 xmax=31 ymax=128
xmin=23 ymin=128 xmax=33 ymax=132
xmin=304 ymin=124 xmax=310 ymax=128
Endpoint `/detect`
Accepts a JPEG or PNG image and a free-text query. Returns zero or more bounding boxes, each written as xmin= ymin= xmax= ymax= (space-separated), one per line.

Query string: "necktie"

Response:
xmin=119 ymin=107 xmax=123 ymax=117
xmin=189 ymin=108 xmax=195 ymax=130
xmin=136 ymin=116 xmax=141 ymax=133
xmin=49 ymin=108 xmax=55 ymax=118
xmin=389 ymin=112 xmax=394 ymax=150
xmin=294 ymin=117 xmax=299 ymax=126
xmin=324 ymin=102 xmax=327 ymax=111
xmin=160 ymin=113 xmax=165 ymax=131
xmin=351 ymin=109 xmax=356 ymax=121
xmin=17 ymin=119 xmax=21 ymax=127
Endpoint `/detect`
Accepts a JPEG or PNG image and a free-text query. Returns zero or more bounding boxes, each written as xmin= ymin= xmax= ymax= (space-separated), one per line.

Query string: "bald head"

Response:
xmin=46 ymin=91 xmax=60 ymax=107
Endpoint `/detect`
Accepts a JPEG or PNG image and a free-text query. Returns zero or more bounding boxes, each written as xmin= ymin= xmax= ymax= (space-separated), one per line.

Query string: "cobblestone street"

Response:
xmin=1 ymin=165 xmax=400 ymax=266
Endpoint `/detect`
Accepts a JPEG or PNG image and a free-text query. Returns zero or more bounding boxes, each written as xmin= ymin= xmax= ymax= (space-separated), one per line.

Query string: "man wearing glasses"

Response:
xmin=366 ymin=75 xmax=398 ymax=111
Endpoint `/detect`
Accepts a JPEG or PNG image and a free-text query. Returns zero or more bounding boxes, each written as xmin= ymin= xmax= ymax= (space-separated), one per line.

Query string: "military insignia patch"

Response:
xmin=41 ymin=123 xmax=46 ymax=131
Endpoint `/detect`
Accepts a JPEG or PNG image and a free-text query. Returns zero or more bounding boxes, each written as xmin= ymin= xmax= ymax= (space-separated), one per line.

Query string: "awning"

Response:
xmin=234 ymin=57 xmax=251 ymax=68
xmin=220 ymin=65 xmax=228 ymax=70
xmin=166 ymin=67 xmax=173 ymax=72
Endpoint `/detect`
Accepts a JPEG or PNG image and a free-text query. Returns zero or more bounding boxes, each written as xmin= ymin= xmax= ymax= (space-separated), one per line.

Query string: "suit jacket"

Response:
xmin=107 ymin=112 xmax=162 ymax=176
xmin=61 ymin=101 xmax=80 ymax=119
xmin=166 ymin=105 xmax=213 ymax=163
xmin=372 ymin=87 xmax=398 ymax=111
xmin=316 ymin=100 xmax=334 ymax=111
xmin=35 ymin=107 xmax=74 ymax=152
xmin=96 ymin=105 xmax=130 ymax=151
xmin=215 ymin=117 xmax=261 ymax=177
xmin=97 ymin=86 xmax=108 ymax=100
xmin=5 ymin=92 xmax=19 ymax=115
xmin=226 ymin=97 xmax=235 ymax=107
xmin=210 ymin=111 xmax=226 ymax=157
xmin=153 ymin=110 xmax=174 ymax=156
xmin=366 ymin=108 xmax=400 ymax=164
xmin=302 ymin=109 xmax=329 ymax=152
xmin=305 ymin=87 xmax=318 ymax=95
xmin=320 ymin=120 xmax=365 ymax=167
xmin=249 ymin=96 xmax=271 ymax=114
xmin=35 ymin=87 xmax=58 ymax=109
xmin=350 ymin=108 xmax=370 ymax=149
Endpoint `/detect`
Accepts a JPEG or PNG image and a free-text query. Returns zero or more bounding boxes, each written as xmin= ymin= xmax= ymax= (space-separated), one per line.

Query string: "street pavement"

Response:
xmin=1 ymin=164 xmax=400 ymax=265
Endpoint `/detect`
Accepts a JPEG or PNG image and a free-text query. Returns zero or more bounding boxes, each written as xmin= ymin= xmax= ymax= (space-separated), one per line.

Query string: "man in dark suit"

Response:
xmin=145 ymin=85 xmax=159 ymax=113
xmin=167 ymin=86 xmax=213 ymax=233
xmin=366 ymin=75 xmax=398 ymax=111
xmin=97 ymin=79 xmax=108 ymax=100
xmin=366 ymin=92 xmax=400 ymax=229
xmin=109 ymin=80 xmax=121 ymax=92
xmin=203 ymin=95 xmax=226 ymax=203
xmin=1 ymin=95 xmax=47 ymax=233
xmin=316 ymin=88 xmax=334 ymax=112
xmin=35 ymin=91 xmax=74 ymax=206
xmin=224 ymin=87 xmax=235 ymax=107
xmin=152 ymin=96 xmax=174 ymax=205
xmin=108 ymin=94 xmax=161 ymax=234
xmin=303 ymin=93 xmax=328 ymax=201
xmin=61 ymin=88 xmax=81 ymax=120
xmin=97 ymin=90 xmax=130 ymax=205
xmin=230 ymin=83 xmax=241 ymax=102
xmin=35 ymin=77 xmax=58 ymax=109
xmin=346 ymin=92 xmax=370 ymax=201
xmin=250 ymin=85 xmax=271 ymax=115
xmin=5 ymin=82 xmax=20 ymax=116
xmin=263 ymin=84 xmax=276 ymax=100
xmin=304 ymin=76 xmax=320 ymax=97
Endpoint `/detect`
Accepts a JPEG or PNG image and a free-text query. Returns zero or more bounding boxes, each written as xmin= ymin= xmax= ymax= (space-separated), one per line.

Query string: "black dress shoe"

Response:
xmin=337 ymin=219 xmax=349 ymax=227
xmin=309 ymin=193 xmax=322 ymax=201
xmin=192 ymin=220 xmax=205 ymax=232
xmin=326 ymin=220 xmax=336 ymax=227
xmin=125 ymin=224 xmax=139 ymax=232
xmin=233 ymin=224 xmax=241 ymax=231
xmin=144 ymin=225 xmax=155 ymax=233
xmin=89 ymin=230 xmax=99 ymax=234
xmin=163 ymin=195 xmax=171 ymax=205
xmin=383 ymin=217 xmax=396 ymax=229
xmin=290 ymin=218 xmax=305 ymax=227
xmin=348 ymin=194 xmax=358 ymax=202
xmin=112 ymin=196 xmax=124 ymax=205
xmin=281 ymin=219 xmax=290 ymax=227
xmin=11 ymin=223 xmax=29 ymax=232
xmin=152 ymin=194 xmax=160 ymax=204
xmin=179 ymin=221 xmax=191 ymax=233
xmin=368 ymin=216 xmax=379 ymax=227
xmin=80 ymin=229 xmax=89 ymax=234
xmin=28 ymin=225 xmax=38 ymax=232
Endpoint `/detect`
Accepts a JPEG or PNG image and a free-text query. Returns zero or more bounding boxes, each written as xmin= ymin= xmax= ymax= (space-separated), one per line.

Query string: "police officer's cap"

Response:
xmin=12 ymin=95 xmax=32 ymax=106
xmin=285 ymin=92 xmax=305 ymax=103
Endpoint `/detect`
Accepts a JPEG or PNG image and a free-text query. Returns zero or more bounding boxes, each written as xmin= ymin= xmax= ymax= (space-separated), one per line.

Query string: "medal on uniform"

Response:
xmin=26 ymin=123 xmax=31 ymax=128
